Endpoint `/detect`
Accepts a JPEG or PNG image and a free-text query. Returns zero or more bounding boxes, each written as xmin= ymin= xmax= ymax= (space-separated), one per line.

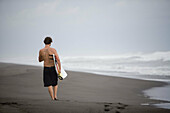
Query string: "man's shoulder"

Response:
xmin=50 ymin=48 xmax=56 ymax=51
xmin=39 ymin=48 xmax=44 ymax=52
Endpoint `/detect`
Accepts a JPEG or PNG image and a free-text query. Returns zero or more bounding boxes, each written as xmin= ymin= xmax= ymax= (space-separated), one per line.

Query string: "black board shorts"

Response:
xmin=43 ymin=66 xmax=58 ymax=87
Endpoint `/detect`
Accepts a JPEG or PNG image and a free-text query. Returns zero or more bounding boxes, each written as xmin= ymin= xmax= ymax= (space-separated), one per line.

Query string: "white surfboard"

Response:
xmin=53 ymin=54 xmax=67 ymax=80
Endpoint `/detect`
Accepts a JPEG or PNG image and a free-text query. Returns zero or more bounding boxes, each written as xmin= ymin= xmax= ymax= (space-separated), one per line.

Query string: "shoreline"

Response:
xmin=0 ymin=62 xmax=170 ymax=113
xmin=1 ymin=61 xmax=170 ymax=82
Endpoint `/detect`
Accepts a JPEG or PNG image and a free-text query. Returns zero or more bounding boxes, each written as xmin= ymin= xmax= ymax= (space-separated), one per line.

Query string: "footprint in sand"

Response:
xmin=104 ymin=102 xmax=128 ymax=112
xmin=104 ymin=103 xmax=113 ymax=112
xmin=116 ymin=102 xmax=128 ymax=110
xmin=0 ymin=102 xmax=19 ymax=106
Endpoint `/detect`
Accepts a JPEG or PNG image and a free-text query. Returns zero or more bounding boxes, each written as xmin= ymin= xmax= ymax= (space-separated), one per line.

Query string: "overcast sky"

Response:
xmin=0 ymin=0 xmax=170 ymax=58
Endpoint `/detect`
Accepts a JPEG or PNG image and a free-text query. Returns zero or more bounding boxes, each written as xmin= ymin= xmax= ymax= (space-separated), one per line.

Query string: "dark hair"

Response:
xmin=44 ymin=37 xmax=52 ymax=45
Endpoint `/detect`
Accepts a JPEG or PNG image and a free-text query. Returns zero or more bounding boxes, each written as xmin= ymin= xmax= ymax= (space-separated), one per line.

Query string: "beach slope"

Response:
xmin=0 ymin=63 xmax=169 ymax=113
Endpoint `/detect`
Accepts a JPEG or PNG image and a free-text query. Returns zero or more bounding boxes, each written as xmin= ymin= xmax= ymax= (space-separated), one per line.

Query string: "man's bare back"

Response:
xmin=39 ymin=46 xmax=61 ymax=72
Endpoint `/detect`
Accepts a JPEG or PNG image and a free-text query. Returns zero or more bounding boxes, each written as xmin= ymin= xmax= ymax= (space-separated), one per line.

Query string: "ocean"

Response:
xmin=0 ymin=51 xmax=170 ymax=81
xmin=61 ymin=51 xmax=170 ymax=82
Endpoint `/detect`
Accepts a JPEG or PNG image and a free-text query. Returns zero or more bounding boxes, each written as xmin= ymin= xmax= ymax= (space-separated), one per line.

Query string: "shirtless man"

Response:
xmin=38 ymin=37 xmax=61 ymax=100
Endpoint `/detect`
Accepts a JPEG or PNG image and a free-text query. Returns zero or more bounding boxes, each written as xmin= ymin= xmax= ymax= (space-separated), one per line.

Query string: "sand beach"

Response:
xmin=0 ymin=63 xmax=169 ymax=113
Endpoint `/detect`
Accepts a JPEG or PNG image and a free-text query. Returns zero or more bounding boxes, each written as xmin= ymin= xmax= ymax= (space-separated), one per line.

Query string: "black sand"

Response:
xmin=0 ymin=63 xmax=169 ymax=113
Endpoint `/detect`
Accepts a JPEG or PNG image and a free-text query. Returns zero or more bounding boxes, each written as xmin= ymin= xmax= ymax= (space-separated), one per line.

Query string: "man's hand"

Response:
xmin=58 ymin=70 xmax=61 ymax=74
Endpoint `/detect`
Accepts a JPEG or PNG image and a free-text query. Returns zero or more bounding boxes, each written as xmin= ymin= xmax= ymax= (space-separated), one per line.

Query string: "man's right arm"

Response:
xmin=38 ymin=50 xmax=43 ymax=62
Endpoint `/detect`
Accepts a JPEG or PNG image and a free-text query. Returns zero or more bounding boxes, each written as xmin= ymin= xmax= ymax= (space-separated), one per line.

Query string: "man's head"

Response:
xmin=44 ymin=37 xmax=52 ymax=45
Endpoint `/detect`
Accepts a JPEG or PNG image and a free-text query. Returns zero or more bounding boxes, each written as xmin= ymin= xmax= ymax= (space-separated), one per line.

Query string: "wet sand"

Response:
xmin=0 ymin=63 xmax=169 ymax=113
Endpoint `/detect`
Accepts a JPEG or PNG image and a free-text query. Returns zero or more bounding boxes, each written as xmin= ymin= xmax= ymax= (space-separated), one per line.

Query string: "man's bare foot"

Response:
xmin=51 ymin=97 xmax=55 ymax=100
xmin=54 ymin=98 xmax=58 ymax=101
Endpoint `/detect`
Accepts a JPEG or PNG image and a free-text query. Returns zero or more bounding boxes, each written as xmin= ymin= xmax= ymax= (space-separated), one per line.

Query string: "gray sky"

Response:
xmin=0 ymin=0 xmax=170 ymax=58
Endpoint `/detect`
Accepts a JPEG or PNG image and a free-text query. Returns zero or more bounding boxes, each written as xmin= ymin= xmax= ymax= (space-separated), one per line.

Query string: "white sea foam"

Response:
xmin=62 ymin=51 xmax=170 ymax=76
xmin=0 ymin=51 xmax=170 ymax=81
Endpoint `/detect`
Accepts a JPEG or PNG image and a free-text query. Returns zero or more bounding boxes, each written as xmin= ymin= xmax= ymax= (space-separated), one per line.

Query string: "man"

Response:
xmin=38 ymin=37 xmax=61 ymax=100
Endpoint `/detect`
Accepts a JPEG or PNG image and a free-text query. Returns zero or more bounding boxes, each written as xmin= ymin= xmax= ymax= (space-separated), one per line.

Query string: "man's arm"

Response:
xmin=38 ymin=50 xmax=43 ymax=62
xmin=53 ymin=49 xmax=61 ymax=73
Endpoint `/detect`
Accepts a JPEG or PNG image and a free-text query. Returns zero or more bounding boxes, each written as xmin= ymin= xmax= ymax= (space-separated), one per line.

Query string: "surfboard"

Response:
xmin=53 ymin=54 xmax=67 ymax=80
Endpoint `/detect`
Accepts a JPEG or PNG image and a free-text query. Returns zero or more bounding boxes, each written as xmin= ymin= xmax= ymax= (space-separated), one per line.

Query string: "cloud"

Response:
xmin=35 ymin=0 xmax=59 ymax=15
xmin=20 ymin=0 xmax=79 ymax=16
xmin=16 ymin=0 xmax=60 ymax=19
xmin=57 ymin=7 xmax=79 ymax=15
xmin=7 ymin=0 xmax=79 ymax=27
xmin=115 ymin=1 xmax=127 ymax=7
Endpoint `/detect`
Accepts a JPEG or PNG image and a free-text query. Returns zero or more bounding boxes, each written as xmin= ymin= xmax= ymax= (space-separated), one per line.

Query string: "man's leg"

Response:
xmin=54 ymin=85 xmax=58 ymax=99
xmin=48 ymin=86 xmax=54 ymax=100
